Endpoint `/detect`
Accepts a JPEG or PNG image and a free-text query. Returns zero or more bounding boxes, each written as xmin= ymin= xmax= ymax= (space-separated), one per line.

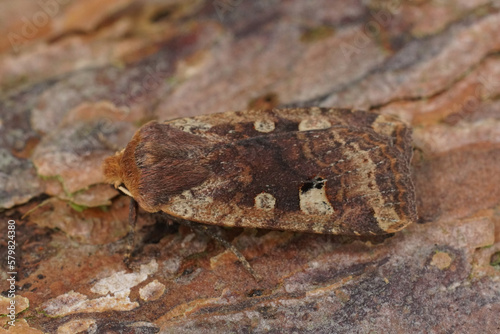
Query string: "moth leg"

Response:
xmin=202 ymin=226 xmax=261 ymax=281
xmin=124 ymin=198 xmax=139 ymax=265
xmin=162 ymin=213 xmax=261 ymax=281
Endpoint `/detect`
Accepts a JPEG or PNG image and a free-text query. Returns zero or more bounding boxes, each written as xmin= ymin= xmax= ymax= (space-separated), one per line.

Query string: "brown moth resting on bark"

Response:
xmin=104 ymin=107 xmax=416 ymax=236
xmin=103 ymin=108 xmax=416 ymax=278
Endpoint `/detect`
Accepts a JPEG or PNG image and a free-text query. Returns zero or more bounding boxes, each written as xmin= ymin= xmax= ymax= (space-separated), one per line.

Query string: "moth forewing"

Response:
xmin=160 ymin=126 xmax=414 ymax=235
xmin=103 ymin=108 xmax=416 ymax=237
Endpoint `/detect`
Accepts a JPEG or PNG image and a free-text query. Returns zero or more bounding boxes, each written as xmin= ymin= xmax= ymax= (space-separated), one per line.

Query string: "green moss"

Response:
xmin=490 ymin=251 xmax=500 ymax=267
xmin=300 ymin=25 xmax=335 ymax=43
xmin=37 ymin=174 xmax=71 ymax=193
xmin=69 ymin=202 xmax=87 ymax=212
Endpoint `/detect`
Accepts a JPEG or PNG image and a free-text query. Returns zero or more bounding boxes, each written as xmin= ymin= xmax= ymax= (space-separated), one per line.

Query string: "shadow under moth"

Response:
xmin=103 ymin=107 xmax=417 ymax=278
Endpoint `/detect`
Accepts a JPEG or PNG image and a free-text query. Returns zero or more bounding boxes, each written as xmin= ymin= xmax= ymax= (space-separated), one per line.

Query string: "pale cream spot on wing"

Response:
xmin=254 ymin=119 xmax=275 ymax=133
xmin=309 ymin=107 xmax=322 ymax=115
xmin=329 ymin=225 xmax=341 ymax=234
xmin=298 ymin=118 xmax=331 ymax=131
xmin=299 ymin=183 xmax=334 ymax=215
xmin=168 ymin=190 xmax=213 ymax=218
xmin=254 ymin=192 xmax=276 ymax=210
xmin=169 ymin=201 xmax=194 ymax=217
xmin=167 ymin=118 xmax=212 ymax=133
xmin=372 ymin=114 xmax=402 ymax=137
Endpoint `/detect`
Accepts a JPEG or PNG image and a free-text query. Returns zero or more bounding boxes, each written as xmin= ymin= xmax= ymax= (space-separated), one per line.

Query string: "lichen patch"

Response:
xmin=42 ymin=260 xmax=158 ymax=317
xmin=91 ymin=260 xmax=158 ymax=295
xmin=139 ymin=280 xmax=166 ymax=301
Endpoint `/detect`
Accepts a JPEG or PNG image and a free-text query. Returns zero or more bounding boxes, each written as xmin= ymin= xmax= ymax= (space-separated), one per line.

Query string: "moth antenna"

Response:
xmin=118 ymin=186 xmax=133 ymax=197
xmin=162 ymin=213 xmax=261 ymax=281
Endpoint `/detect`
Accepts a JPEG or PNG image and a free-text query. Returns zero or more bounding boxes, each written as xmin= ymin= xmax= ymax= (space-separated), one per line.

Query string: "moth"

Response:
xmin=104 ymin=107 xmax=416 ymax=238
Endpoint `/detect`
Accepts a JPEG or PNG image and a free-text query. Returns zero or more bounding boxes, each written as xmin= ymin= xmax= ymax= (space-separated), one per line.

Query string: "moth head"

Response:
xmin=103 ymin=150 xmax=125 ymax=189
